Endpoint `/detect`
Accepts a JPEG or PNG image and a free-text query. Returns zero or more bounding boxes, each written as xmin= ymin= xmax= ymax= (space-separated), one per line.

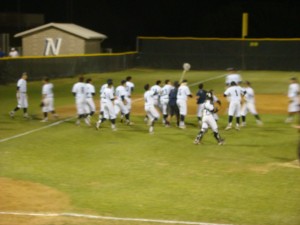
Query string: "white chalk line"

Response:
xmin=0 ymin=211 xmax=233 ymax=225
xmin=0 ymin=117 xmax=74 ymax=143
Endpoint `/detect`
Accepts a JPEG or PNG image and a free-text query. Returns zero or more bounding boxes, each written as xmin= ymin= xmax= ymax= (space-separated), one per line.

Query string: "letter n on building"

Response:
xmin=44 ymin=38 xmax=62 ymax=56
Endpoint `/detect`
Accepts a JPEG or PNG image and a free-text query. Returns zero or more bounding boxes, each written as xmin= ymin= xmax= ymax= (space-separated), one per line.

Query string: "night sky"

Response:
xmin=2 ymin=0 xmax=300 ymax=51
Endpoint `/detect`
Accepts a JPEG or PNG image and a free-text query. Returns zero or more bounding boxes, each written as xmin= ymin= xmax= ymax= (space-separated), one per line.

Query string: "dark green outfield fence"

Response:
xmin=0 ymin=52 xmax=137 ymax=84
xmin=1 ymin=37 xmax=300 ymax=84
xmin=136 ymin=37 xmax=300 ymax=71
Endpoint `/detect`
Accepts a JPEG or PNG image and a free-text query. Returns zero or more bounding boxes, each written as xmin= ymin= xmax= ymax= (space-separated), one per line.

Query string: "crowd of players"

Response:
xmin=9 ymin=68 xmax=300 ymax=145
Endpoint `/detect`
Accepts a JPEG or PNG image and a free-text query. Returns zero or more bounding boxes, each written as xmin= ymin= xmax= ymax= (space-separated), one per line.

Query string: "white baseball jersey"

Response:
xmin=177 ymin=85 xmax=191 ymax=101
xmin=288 ymin=83 xmax=300 ymax=112
xmin=42 ymin=83 xmax=54 ymax=112
xmin=114 ymin=85 xmax=129 ymax=115
xmin=144 ymin=90 xmax=160 ymax=120
xmin=150 ymin=84 xmax=162 ymax=105
xmin=243 ymin=87 xmax=255 ymax=104
xmin=224 ymin=86 xmax=244 ymax=102
xmin=125 ymin=81 xmax=134 ymax=97
xmin=86 ymin=83 xmax=95 ymax=98
xmin=42 ymin=83 xmax=54 ymax=98
xmin=241 ymin=87 xmax=258 ymax=116
xmin=201 ymin=100 xmax=219 ymax=133
xmin=16 ymin=78 xmax=28 ymax=108
xmin=17 ymin=78 xmax=27 ymax=93
xmin=101 ymin=86 xmax=116 ymax=119
xmin=225 ymin=73 xmax=242 ymax=85
xmin=160 ymin=84 xmax=173 ymax=114
xmin=72 ymin=82 xmax=87 ymax=115
xmin=224 ymin=85 xmax=244 ymax=116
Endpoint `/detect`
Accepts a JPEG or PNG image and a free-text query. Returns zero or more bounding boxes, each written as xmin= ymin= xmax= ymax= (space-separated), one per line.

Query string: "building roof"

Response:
xmin=14 ymin=22 xmax=107 ymax=40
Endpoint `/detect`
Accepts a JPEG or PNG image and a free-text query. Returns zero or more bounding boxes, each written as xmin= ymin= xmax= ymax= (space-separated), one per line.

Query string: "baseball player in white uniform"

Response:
xmin=125 ymin=76 xmax=134 ymax=112
xmin=72 ymin=76 xmax=90 ymax=126
xmin=160 ymin=79 xmax=173 ymax=126
xmin=211 ymin=90 xmax=222 ymax=121
xmin=144 ymin=83 xmax=160 ymax=134
xmin=224 ymin=81 xmax=246 ymax=130
xmin=85 ymin=78 xmax=96 ymax=119
xmin=96 ymin=79 xmax=117 ymax=131
xmin=144 ymin=80 xmax=162 ymax=123
xmin=115 ymin=80 xmax=132 ymax=125
xmin=99 ymin=80 xmax=115 ymax=120
xmin=150 ymin=80 xmax=162 ymax=108
xmin=225 ymin=67 xmax=242 ymax=86
xmin=176 ymin=80 xmax=192 ymax=129
xmin=241 ymin=81 xmax=263 ymax=126
xmin=194 ymin=91 xmax=224 ymax=145
xmin=286 ymin=77 xmax=300 ymax=123
xmin=10 ymin=72 xmax=29 ymax=118
xmin=41 ymin=77 xmax=58 ymax=122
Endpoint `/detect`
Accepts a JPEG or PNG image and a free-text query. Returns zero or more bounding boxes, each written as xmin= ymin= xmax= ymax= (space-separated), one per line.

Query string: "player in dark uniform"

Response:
xmin=168 ymin=81 xmax=180 ymax=127
xmin=196 ymin=83 xmax=207 ymax=126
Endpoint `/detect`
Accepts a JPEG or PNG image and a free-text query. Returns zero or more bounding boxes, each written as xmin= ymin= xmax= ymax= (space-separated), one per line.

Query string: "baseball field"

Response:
xmin=0 ymin=69 xmax=299 ymax=225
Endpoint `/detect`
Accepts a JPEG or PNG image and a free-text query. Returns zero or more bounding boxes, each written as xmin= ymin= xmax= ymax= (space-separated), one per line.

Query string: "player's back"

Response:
xmin=43 ymin=83 xmax=54 ymax=98
xmin=144 ymin=90 xmax=155 ymax=106
xmin=225 ymin=86 xmax=243 ymax=102
xmin=177 ymin=85 xmax=191 ymax=101
xmin=115 ymin=85 xmax=127 ymax=99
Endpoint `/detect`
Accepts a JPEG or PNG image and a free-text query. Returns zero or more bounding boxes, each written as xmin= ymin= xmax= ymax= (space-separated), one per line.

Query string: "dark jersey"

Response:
xmin=196 ymin=89 xmax=207 ymax=104
xmin=169 ymin=88 xmax=178 ymax=106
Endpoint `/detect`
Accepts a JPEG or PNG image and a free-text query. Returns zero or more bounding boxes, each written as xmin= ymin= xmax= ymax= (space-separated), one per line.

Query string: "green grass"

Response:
xmin=0 ymin=69 xmax=300 ymax=225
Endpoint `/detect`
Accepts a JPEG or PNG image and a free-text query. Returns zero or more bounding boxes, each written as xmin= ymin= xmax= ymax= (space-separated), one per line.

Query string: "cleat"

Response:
xmin=41 ymin=118 xmax=48 ymax=122
xmin=194 ymin=138 xmax=200 ymax=145
xmin=218 ymin=139 xmax=225 ymax=145
xmin=235 ymin=125 xmax=240 ymax=130
xmin=149 ymin=126 xmax=154 ymax=134
xmin=126 ymin=120 xmax=133 ymax=126
xmin=95 ymin=121 xmax=101 ymax=130
xmin=84 ymin=117 xmax=91 ymax=126
xmin=23 ymin=113 xmax=29 ymax=119
xmin=9 ymin=111 xmax=15 ymax=118
xmin=241 ymin=122 xmax=246 ymax=127
xmin=225 ymin=125 xmax=232 ymax=130
xmin=256 ymin=120 xmax=263 ymax=126
xmin=179 ymin=125 xmax=186 ymax=129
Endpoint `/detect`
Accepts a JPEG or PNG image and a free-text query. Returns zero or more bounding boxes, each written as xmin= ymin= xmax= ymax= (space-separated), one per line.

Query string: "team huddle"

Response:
xmin=9 ymin=68 xmax=300 ymax=145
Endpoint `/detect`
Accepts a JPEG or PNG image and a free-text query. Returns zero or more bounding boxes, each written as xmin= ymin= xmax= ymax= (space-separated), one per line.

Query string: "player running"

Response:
xmin=160 ymin=79 xmax=173 ymax=126
xmin=115 ymin=80 xmax=133 ymax=125
xmin=85 ymin=78 xmax=96 ymax=121
xmin=144 ymin=83 xmax=160 ymax=134
xmin=96 ymin=79 xmax=117 ymax=131
xmin=194 ymin=91 xmax=224 ymax=145
xmin=241 ymin=81 xmax=263 ymax=126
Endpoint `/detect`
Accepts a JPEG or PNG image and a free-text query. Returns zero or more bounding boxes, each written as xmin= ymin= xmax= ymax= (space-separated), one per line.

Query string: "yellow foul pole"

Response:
xmin=242 ymin=12 xmax=248 ymax=39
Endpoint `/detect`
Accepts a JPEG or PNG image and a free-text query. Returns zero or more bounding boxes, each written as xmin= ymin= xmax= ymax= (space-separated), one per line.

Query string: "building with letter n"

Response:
xmin=14 ymin=23 xmax=107 ymax=56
